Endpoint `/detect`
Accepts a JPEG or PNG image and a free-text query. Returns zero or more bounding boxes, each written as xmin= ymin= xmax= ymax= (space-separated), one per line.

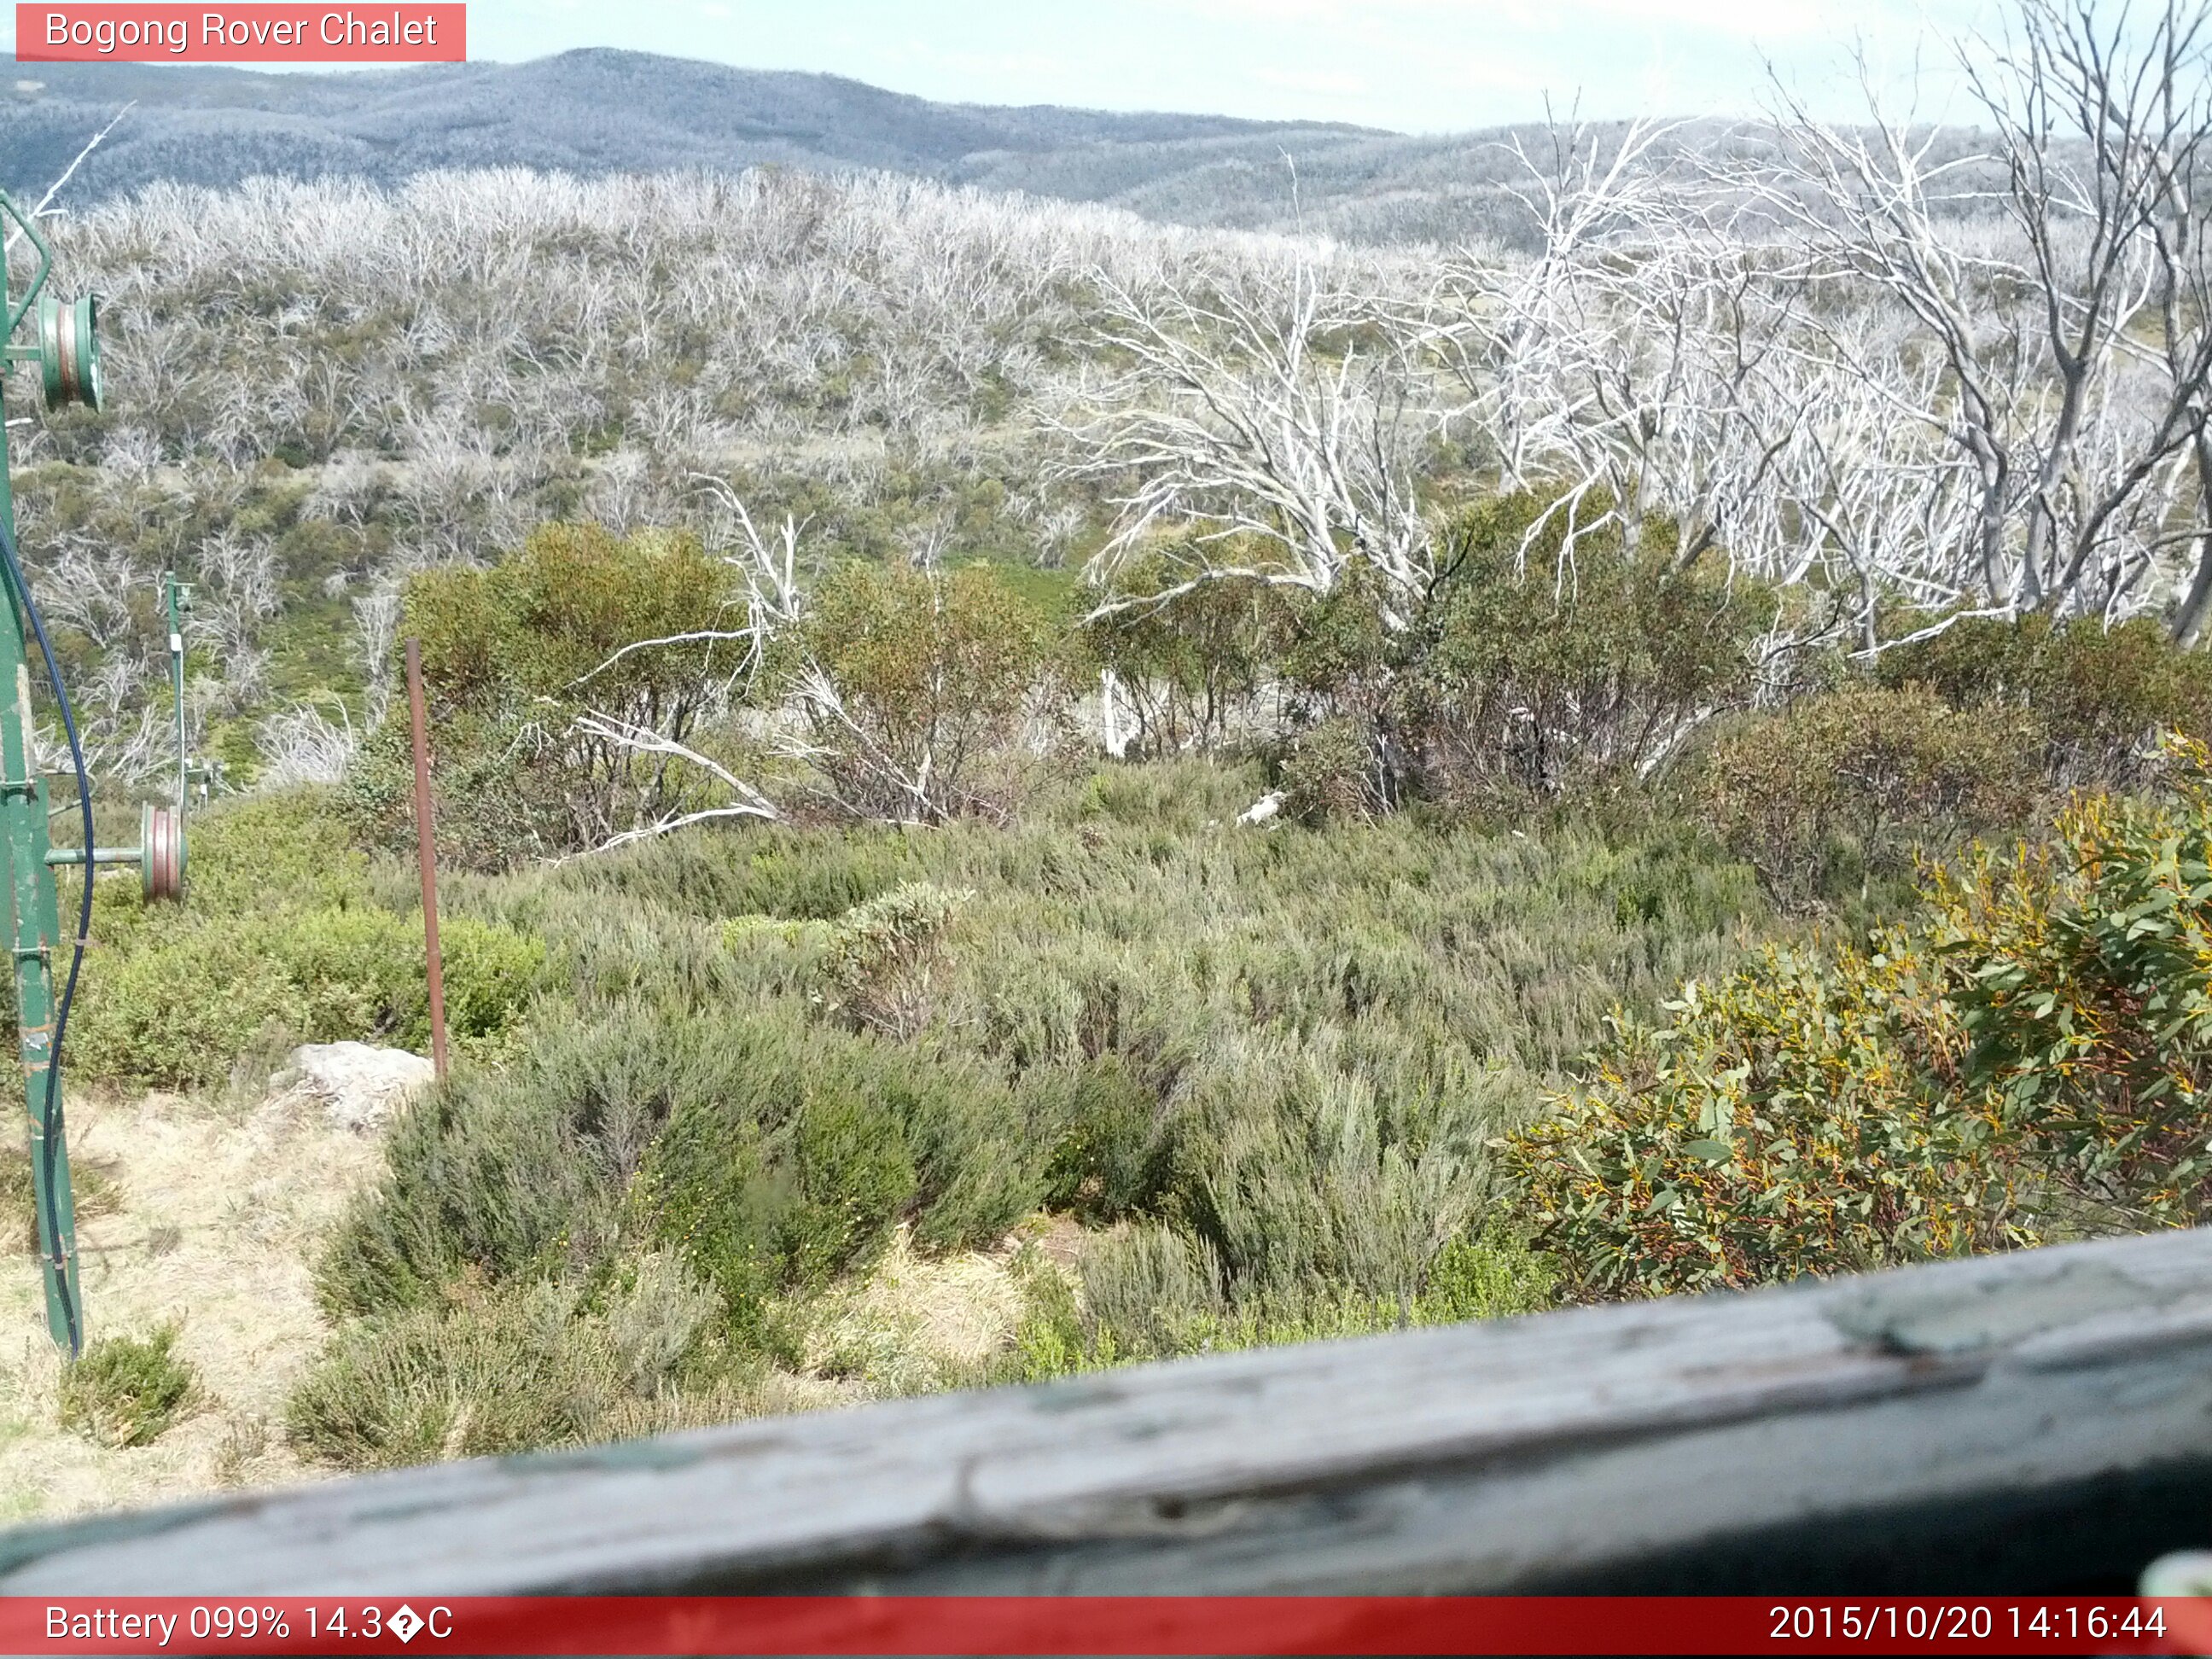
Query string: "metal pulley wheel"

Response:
xmin=140 ymin=801 xmax=183 ymax=903
xmin=38 ymin=294 xmax=101 ymax=412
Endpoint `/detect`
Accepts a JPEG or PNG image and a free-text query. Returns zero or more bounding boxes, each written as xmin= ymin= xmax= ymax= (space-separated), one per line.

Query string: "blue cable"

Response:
xmin=0 ymin=512 xmax=89 ymax=1358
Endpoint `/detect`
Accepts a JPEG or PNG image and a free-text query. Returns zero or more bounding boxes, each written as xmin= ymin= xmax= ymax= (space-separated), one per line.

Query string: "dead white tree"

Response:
xmin=256 ymin=699 xmax=359 ymax=788
xmin=1761 ymin=309 xmax=1992 ymax=649
xmin=563 ymin=713 xmax=778 ymax=856
xmin=1436 ymin=119 xmax=1738 ymax=570
xmin=1754 ymin=3 xmax=2212 ymax=629
xmin=553 ymin=478 xmax=806 ymax=853
xmin=1062 ymin=258 xmax=1438 ymax=629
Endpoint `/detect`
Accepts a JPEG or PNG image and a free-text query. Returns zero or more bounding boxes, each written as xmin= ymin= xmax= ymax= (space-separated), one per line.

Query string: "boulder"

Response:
xmin=267 ymin=1041 xmax=436 ymax=1133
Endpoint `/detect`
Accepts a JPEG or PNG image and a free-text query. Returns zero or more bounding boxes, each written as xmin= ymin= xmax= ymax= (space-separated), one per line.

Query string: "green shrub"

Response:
xmin=1928 ymin=754 xmax=2212 ymax=1224
xmin=1692 ymin=684 xmax=2036 ymax=904
xmin=814 ymin=882 xmax=972 ymax=1037
xmin=319 ymin=1001 xmax=720 ymax=1317
xmin=287 ymin=1270 xmax=727 ymax=1471
xmin=640 ymin=1013 xmax=1033 ymax=1325
xmin=1877 ymin=614 xmax=2212 ymax=788
xmin=61 ymin=1324 xmax=199 ymax=1448
xmin=643 ymin=1081 xmax=904 ymax=1334
xmin=1388 ymin=495 xmax=1773 ymax=806
xmin=1039 ymin=1057 xmax=1175 ymax=1223
xmin=1416 ymin=1231 xmax=1557 ymax=1323
xmin=1004 ymin=1224 xmax=1557 ymax=1379
xmin=70 ymin=915 xmax=302 ymax=1091
xmin=181 ymin=786 xmax=374 ymax=915
xmin=1278 ymin=717 xmax=1376 ymax=824
xmin=790 ymin=560 xmax=1066 ymax=823
xmin=325 ymin=999 xmax=1045 ymax=1330
xmin=1083 ymin=547 xmax=1292 ymax=756
xmin=344 ymin=722 xmax=568 ymax=874
xmin=1179 ymin=1048 xmax=1498 ymax=1310
xmin=352 ymin=524 xmax=744 ymax=868
xmin=1511 ymin=734 xmax=2212 ymax=1300
xmin=410 ymin=522 xmax=735 ymax=717
xmin=73 ymin=905 xmax=545 ymax=1091
xmin=67 ymin=788 xmax=545 ymax=1091
xmin=703 ymin=833 xmax=933 ymax=920
xmin=1074 ymin=1223 xmax=1226 ymax=1359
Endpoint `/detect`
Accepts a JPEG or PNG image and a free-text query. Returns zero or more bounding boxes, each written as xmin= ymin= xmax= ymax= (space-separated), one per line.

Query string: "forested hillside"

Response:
xmin=15 ymin=0 xmax=2212 ymax=1497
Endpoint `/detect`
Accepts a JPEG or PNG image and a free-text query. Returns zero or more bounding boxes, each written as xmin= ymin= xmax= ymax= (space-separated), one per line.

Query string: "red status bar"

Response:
xmin=2 ymin=1596 xmax=2208 ymax=1656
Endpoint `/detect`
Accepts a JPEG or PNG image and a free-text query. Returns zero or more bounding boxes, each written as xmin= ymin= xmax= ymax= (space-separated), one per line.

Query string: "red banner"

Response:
xmin=0 ymin=1596 xmax=2207 ymax=1656
xmin=15 ymin=5 xmax=465 ymax=62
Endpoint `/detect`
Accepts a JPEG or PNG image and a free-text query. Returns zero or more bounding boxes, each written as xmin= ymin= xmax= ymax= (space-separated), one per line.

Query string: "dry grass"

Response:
xmin=797 ymin=1220 xmax=1062 ymax=1394
xmin=0 ymin=1086 xmax=385 ymax=1522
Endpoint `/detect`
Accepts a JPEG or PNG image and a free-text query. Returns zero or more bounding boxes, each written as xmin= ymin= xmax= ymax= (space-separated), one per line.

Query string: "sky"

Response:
xmin=2 ymin=1 xmax=2005 ymax=131
xmin=451 ymin=0 xmax=2000 ymax=131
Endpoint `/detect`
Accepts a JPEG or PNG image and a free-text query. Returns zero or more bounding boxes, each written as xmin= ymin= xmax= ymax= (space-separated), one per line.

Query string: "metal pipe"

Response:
xmin=44 ymin=847 xmax=139 ymax=867
xmin=405 ymin=637 xmax=449 ymax=1081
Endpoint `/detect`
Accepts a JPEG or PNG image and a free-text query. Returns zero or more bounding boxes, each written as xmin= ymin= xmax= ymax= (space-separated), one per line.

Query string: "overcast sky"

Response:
xmin=443 ymin=0 xmax=1998 ymax=131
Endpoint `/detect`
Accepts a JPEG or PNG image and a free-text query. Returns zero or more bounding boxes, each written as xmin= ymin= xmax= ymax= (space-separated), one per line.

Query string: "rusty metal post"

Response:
xmin=405 ymin=638 xmax=449 ymax=1081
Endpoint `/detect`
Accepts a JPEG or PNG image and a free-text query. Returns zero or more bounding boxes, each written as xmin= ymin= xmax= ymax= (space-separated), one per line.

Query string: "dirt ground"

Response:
xmin=0 ymin=1084 xmax=1080 ymax=1527
xmin=0 ymin=1086 xmax=383 ymax=1524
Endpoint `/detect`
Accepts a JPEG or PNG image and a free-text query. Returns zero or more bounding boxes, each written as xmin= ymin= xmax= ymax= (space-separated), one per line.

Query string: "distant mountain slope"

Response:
xmin=1 ymin=51 xmax=1352 ymax=205
xmin=0 ymin=49 xmax=1560 ymax=244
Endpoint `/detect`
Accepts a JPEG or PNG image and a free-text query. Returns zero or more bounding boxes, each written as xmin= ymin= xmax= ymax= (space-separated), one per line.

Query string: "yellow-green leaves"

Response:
xmin=1511 ymin=732 xmax=2212 ymax=1301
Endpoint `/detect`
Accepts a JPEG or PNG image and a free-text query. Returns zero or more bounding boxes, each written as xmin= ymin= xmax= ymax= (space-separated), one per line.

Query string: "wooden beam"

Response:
xmin=5 ymin=1229 xmax=2212 ymax=1594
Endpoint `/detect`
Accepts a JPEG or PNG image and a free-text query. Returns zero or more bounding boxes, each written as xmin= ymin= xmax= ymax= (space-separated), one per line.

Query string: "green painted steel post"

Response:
xmin=0 ymin=195 xmax=81 ymax=1355
xmin=166 ymin=573 xmax=186 ymax=813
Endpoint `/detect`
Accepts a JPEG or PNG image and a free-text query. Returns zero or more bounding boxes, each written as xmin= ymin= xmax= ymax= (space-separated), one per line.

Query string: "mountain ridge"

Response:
xmin=0 ymin=48 xmax=1564 ymax=243
xmin=4 ymin=49 xmax=1373 ymax=191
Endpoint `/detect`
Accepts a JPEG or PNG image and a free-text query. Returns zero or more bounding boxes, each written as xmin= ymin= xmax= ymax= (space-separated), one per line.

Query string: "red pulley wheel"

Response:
xmin=141 ymin=803 xmax=183 ymax=903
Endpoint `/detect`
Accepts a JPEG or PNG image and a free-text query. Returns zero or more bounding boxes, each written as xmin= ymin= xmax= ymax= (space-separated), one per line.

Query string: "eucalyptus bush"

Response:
xmin=1392 ymin=496 xmax=1773 ymax=807
xmin=1691 ymin=684 xmax=2035 ymax=905
xmin=1877 ymin=614 xmax=2212 ymax=790
xmin=1082 ymin=545 xmax=1291 ymax=757
xmin=1510 ymin=734 xmax=2212 ymax=1299
xmin=352 ymin=523 xmax=742 ymax=866
xmin=788 ymin=560 xmax=1067 ymax=824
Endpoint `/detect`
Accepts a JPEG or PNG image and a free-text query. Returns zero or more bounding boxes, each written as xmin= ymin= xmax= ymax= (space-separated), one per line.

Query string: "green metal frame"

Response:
xmin=0 ymin=191 xmax=80 ymax=1353
xmin=1 ymin=195 xmax=53 ymax=341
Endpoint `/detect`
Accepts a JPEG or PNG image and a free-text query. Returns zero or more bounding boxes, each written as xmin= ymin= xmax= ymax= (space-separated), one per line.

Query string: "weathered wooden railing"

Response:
xmin=3 ymin=1228 xmax=2210 ymax=1594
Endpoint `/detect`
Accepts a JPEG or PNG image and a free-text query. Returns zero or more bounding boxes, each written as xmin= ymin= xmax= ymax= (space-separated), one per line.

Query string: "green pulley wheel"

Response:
xmin=38 ymin=293 xmax=101 ymax=412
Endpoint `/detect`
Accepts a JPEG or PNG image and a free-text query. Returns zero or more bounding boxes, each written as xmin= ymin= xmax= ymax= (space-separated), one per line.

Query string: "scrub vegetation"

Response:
xmin=48 ymin=508 xmax=2212 ymax=1472
xmin=11 ymin=0 xmax=2212 ymax=1482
